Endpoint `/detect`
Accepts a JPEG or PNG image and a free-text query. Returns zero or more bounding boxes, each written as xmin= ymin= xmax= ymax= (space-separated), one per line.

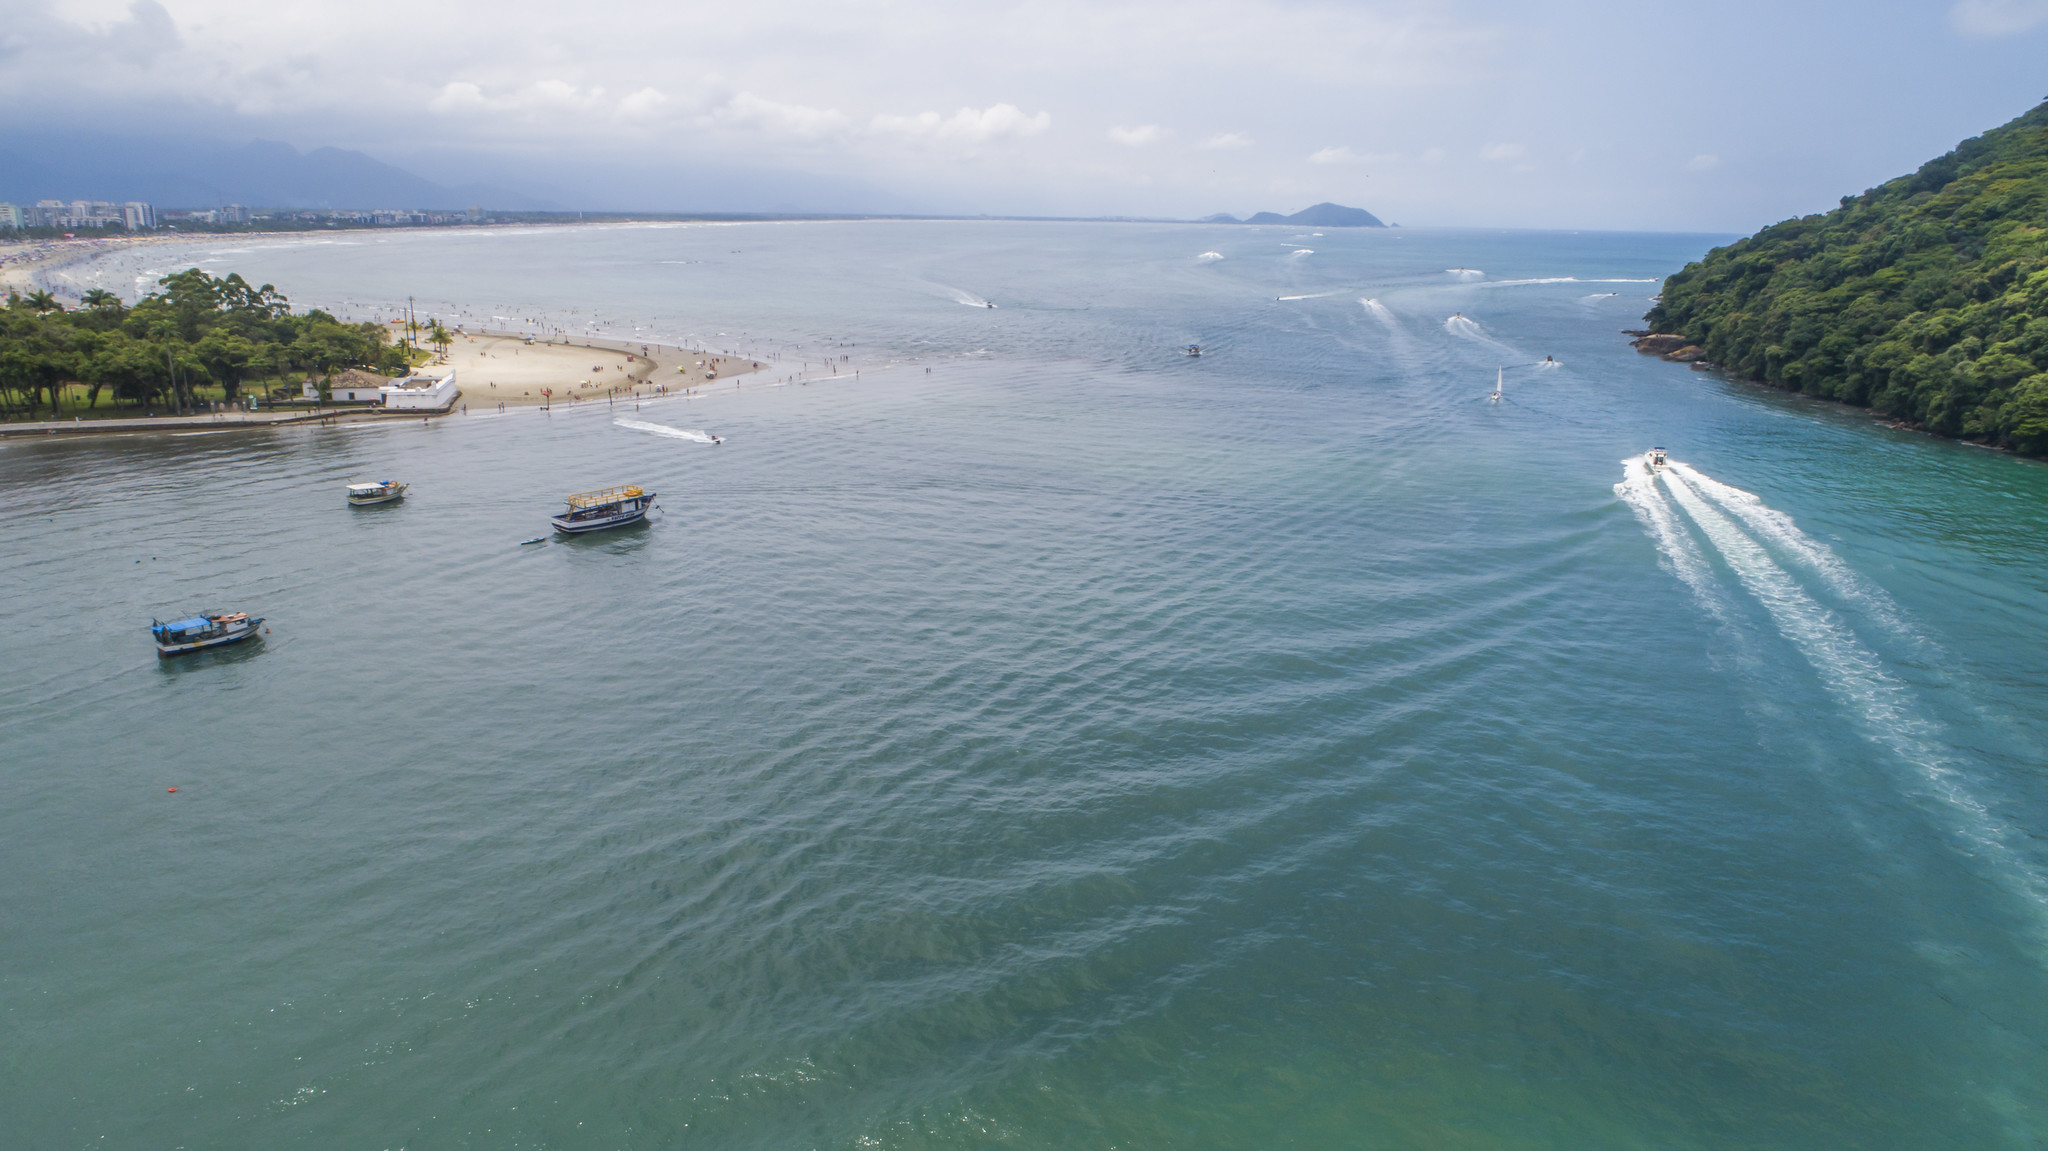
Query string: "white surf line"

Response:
xmin=1667 ymin=462 xmax=1923 ymax=649
xmin=1276 ymin=291 xmax=1336 ymax=301
xmin=1658 ymin=465 xmax=2048 ymax=941
xmin=614 ymin=418 xmax=715 ymax=443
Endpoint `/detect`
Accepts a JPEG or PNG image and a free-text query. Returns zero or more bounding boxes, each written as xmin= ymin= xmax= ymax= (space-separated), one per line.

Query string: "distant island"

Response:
xmin=1201 ymin=202 xmax=1386 ymax=228
xmin=1641 ymin=100 xmax=2048 ymax=457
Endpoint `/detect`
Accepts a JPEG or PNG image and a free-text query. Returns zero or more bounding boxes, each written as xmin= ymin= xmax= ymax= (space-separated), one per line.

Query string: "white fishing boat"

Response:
xmin=1647 ymin=447 xmax=1668 ymax=470
xmin=346 ymin=480 xmax=408 ymax=505
xmin=151 ymin=611 xmax=263 ymax=656
xmin=550 ymin=484 xmax=656 ymax=534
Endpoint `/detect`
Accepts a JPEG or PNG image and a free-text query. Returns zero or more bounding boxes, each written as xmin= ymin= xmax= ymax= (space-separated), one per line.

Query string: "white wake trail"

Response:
xmin=1443 ymin=314 xmax=1522 ymax=360
xmin=1657 ymin=465 xmax=2048 ymax=938
xmin=1668 ymin=463 xmax=1920 ymax=647
xmin=615 ymin=418 xmax=715 ymax=443
xmin=1614 ymin=455 xmax=1727 ymax=620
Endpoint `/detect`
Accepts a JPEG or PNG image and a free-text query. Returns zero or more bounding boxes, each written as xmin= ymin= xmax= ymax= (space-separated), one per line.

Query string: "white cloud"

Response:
xmin=1686 ymin=153 xmax=1720 ymax=172
xmin=1199 ymin=132 xmax=1253 ymax=150
xmin=1108 ymin=124 xmax=1166 ymax=146
xmin=1949 ymin=0 xmax=2048 ymax=35
xmin=1479 ymin=142 xmax=1526 ymax=162
xmin=427 ymin=78 xmax=605 ymax=116
xmin=711 ymin=91 xmax=849 ymax=138
xmin=1308 ymin=145 xmax=1395 ymax=165
xmin=871 ymin=103 xmax=1050 ymax=143
xmin=618 ymin=87 xmax=668 ymax=118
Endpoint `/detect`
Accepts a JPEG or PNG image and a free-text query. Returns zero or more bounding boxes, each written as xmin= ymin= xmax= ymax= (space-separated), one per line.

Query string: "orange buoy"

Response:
xmin=168 ymin=787 xmax=178 ymax=793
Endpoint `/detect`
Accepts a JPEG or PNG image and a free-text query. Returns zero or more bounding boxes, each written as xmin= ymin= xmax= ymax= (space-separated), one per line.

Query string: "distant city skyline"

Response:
xmin=5 ymin=0 xmax=2047 ymax=231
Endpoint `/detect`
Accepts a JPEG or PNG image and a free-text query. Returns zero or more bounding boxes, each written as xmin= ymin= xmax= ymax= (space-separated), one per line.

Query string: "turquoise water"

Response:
xmin=8 ymin=222 xmax=2048 ymax=1148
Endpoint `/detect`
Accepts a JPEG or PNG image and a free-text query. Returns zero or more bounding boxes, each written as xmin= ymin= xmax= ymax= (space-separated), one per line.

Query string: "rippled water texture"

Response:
xmin=8 ymin=223 xmax=2048 ymax=1148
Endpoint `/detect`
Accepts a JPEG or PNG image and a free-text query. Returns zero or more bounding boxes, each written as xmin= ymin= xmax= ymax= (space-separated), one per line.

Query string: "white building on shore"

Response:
xmin=382 ymin=370 xmax=461 ymax=410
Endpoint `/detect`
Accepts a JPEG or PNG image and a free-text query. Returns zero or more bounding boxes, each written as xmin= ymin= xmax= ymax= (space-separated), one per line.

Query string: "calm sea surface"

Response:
xmin=8 ymin=222 xmax=2048 ymax=1148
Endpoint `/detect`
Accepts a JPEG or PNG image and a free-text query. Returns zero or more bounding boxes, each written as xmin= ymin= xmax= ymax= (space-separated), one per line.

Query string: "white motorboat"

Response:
xmin=347 ymin=480 xmax=408 ymax=505
xmin=551 ymin=484 xmax=655 ymax=533
xmin=1647 ymin=447 xmax=1668 ymax=470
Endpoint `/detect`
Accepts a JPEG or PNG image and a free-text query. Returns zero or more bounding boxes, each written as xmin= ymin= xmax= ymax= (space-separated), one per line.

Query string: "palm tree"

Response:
xmin=24 ymin=289 xmax=61 ymax=313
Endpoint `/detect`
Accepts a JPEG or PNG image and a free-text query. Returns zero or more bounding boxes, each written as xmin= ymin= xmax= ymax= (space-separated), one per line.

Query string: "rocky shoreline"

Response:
xmin=1621 ymin=329 xmax=2018 ymax=454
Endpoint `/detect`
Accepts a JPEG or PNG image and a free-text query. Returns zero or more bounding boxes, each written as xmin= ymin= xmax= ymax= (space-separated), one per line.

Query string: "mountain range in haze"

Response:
xmin=0 ymin=134 xmax=562 ymax=212
xmin=1201 ymin=203 xmax=1386 ymax=227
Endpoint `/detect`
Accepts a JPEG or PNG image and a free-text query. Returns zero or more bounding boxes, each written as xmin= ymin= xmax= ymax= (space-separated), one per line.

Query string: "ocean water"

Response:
xmin=7 ymin=222 xmax=2048 ymax=1149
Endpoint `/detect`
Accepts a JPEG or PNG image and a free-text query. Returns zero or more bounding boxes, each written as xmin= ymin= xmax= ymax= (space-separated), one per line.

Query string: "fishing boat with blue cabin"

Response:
xmin=151 ymin=611 xmax=264 ymax=656
xmin=550 ymin=484 xmax=656 ymax=534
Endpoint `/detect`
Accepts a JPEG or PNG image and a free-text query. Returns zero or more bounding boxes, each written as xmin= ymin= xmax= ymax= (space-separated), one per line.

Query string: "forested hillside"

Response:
xmin=1646 ymin=101 xmax=2048 ymax=455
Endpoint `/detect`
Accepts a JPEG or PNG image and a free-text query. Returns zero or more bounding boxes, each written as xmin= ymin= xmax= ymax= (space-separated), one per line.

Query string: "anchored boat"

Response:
xmin=151 ymin=611 xmax=264 ymax=656
xmin=551 ymin=484 xmax=656 ymax=534
xmin=347 ymin=480 xmax=408 ymax=505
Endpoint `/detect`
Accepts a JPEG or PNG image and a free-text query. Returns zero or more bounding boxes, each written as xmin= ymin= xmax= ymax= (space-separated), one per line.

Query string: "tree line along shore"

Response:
xmin=0 ymin=269 xmax=420 ymax=420
xmin=1642 ymin=100 xmax=2048 ymax=458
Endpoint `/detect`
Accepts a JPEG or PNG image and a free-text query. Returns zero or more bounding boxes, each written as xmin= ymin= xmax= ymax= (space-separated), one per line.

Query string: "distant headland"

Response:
xmin=1199 ymin=203 xmax=1386 ymax=228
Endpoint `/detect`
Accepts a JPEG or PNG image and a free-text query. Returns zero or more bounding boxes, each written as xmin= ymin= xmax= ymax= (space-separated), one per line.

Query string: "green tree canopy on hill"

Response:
xmin=1647 ymin=100 xmax=2048 ymax=455
xmin=0 ymin=269 xmax=412 ymax=418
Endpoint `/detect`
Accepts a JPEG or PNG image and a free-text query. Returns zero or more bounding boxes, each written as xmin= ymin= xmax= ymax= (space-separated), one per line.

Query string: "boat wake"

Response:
xmin=1277 ymin=292 xmax=1335 ymax=301
xmin=1443 ymin=313 xmax=1521 ymax=359
xmin=1445 ymin=267 xmax=1485 ymax=280
xmin=1480 ymin=276 xmax=1659 ymax=287
xmin=941 ymin=286 xmax=995 ymax=308
xmin=1197 ymin=251 xmax=1224 ymax=261
xmin=1617 ymin=454 xmax=2048 ymax=945
xmin=615 ymin=418 xmax=716 ymax=443
xmin=1360 ymin=298 xmax=1396 ymax=327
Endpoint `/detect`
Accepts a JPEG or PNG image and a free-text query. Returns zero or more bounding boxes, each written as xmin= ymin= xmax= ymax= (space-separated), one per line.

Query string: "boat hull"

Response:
xmin=155 ymin=619 xmax=264 ymax=656
xmin=550 ymin=505 xmax=651 ymax=533
xmin=347 ymin=482 xmax=408 ymax=505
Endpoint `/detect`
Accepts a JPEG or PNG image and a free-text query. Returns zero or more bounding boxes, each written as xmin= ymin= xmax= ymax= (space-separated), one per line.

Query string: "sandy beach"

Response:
xmin=440 ymin=331 xmax=767 ymax=409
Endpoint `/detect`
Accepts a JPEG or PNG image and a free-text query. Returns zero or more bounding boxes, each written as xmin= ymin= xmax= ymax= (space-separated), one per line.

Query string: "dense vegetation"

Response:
xmin=1647 ymin=101 xmax=2048 ymax=454
xmin=0 ymin=269 xmax=411 ymax=419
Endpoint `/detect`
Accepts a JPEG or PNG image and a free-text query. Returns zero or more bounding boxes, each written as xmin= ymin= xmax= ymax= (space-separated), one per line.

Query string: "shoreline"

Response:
xmin=1628 ymin=329 xmax=2038 ymax=461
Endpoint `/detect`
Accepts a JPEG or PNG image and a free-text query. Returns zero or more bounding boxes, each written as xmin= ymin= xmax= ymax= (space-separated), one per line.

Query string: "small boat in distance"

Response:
xmin=1186 ymin=344 xmax=1201 ymax=356
xmin=1648 ymin=447 xmax=1669 ymax=470
xmin=152 ymin=611 xmax=263 ymax=656
xmin=551 ymin=484 xmax=656 ymax=534
xmin=347 ymin=480 xmax=408 ymax=505
xmin=1489 ymin=366 xmax=1502 ymax=403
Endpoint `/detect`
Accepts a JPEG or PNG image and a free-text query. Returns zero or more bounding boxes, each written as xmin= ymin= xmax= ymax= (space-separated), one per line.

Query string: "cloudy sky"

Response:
xmin=4 ymin=0 xmax=2047 ymax=230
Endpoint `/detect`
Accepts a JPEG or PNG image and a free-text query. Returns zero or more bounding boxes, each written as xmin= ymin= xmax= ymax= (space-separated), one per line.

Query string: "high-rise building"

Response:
xmin=0 ymin=203 xmax=21 ymax=230
xmin=123 ymin=202 xmax=155 ymax=230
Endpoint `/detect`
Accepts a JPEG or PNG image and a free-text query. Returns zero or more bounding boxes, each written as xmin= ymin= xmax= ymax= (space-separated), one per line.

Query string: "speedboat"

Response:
xmin=151 ymin=611 xmax=263 ymax=656
xmin=347 ymin=480 xmax=408 ymax=505
xmin=1647 ymin=447 xmax=1668 ymax=470
xmin=551 ymin=484 xmax=655 ymax=533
